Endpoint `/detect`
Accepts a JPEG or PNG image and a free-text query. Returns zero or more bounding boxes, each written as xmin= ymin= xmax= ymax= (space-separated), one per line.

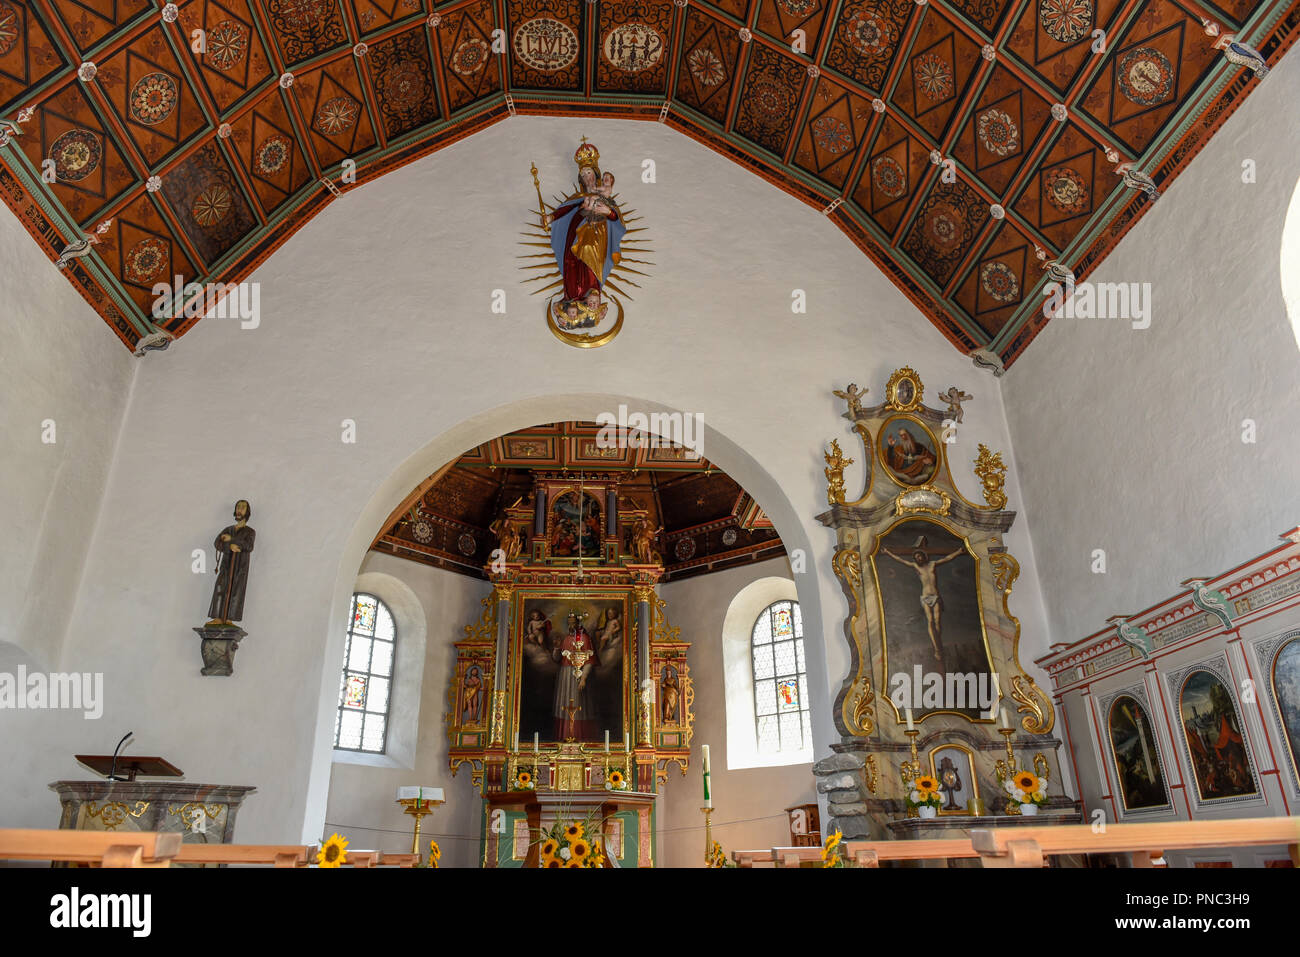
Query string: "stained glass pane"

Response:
xmin=777 ymin=677 xmax=800 ymax=712
xmin=799 ymin=675 xmax=809 ymax=712
xmin=348 ymin=635 xmax=372 ymax=672
xmin=755 ymin=679 xmax=776 ymax=716
xmin=753 ymin=645 xmax=774 ymax=679
xmin=757 ymin=715 xmax=779 ymax=752
xmin=801 ymin=712 xmax=812 ymax=747
xmin=773 ymin=605 xmax=793 ymax=637
xmin=370 ymin=640 xmax=393 ymax=677
xmin=353 ymin=596 xmax=377 ymax=635
xmin=338 ymin=710 xmax=363 ymax=749
xmin=780 ymin=712 xmax=801 ymax=749
xmin=344 ymin=674 xmax=366 ymax=708
xmin=366 ymin=676 xmax=390 ymax=715
xmin=752 ymin=613 xmax=772 ymax=645
xmin=374 ymin=605 xmax=395 ymax=641
xmin=773 ymin=641 xmax=797 ymax=676
xmin=792 ymin=602 xmax=803 ymax=635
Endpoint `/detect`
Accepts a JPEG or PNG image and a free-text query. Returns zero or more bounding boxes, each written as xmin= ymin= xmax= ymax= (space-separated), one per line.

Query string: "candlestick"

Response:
xmin=605 ymin=729 xmax=610 ymax=753
xmin=905 ymin=708 xmax=914 ymax=731
xmin=701 ymin=806 xmax=714 ymax=865
xmin=624 ymin=731 xmax=629 ymax=752
xmin=514 ymin=732 xmax=519 ymax=751
xmin=533 ymin=731 xmax=539 ymax=753
xmin=999 ymin=705 xmax=1011 ymax=729
xmin=702 ymin=744 xmax=712 ymax=809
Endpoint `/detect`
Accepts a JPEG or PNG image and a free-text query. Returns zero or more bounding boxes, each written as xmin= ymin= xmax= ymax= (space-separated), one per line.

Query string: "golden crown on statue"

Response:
xmin=574 ymin=137 xmax=600 ymax=170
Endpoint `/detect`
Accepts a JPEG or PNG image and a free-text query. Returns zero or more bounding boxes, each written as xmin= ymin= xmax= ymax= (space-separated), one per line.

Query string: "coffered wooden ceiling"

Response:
xmin=370 ymin=421 xmax=786 ymax=580
xmin=1 ymin=0 xmax=1295 ymax=362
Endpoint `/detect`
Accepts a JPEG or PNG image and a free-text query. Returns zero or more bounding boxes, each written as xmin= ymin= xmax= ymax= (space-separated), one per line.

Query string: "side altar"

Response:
xmin=815 ymin=368 xmax=1079 ymax=842
xmin=444 ymin=471 xmax=694 ymax=867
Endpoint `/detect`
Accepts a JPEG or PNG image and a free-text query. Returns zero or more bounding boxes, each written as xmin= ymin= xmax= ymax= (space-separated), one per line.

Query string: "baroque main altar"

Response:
xmin=445 ymin=471 xmax=693 ymax=867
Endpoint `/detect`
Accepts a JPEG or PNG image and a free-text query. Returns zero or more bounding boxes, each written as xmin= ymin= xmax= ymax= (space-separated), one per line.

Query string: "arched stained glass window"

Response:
xmin=751 ymin=600 xmax=809 ymax=752
xmin=334 ymin=593 xmax=396 ymax=753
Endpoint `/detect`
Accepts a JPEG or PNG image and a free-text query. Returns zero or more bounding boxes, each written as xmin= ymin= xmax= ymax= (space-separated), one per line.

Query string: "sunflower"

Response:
xmin=541 ymin=838 xmax=558 ymax=858
xmin=317 ymin=833 xmax=349 ymax=868
xmin=570 ymin=838 xmax=590 ymax=859
xmin=517 ymin=770 xmax=532 ymax=786
xmin=824 ymin=830 xmax=842 ymax=852
xmin=608 ymin=770 xmax=623 ymax=787
xmin=428 ymin=840 xmax=441 ymax=868
xmin=566 ymin=859 xmax=582 ymax=867
xmin=565 ymin=822 xmax=584 ymax=841
xmin=545 ymin=858 xmax=563 ymax=868
xmin=1014 ymin=771 xmax=1040 ymax=793
xmin=914 ymin=775 xmax=940 ymax=795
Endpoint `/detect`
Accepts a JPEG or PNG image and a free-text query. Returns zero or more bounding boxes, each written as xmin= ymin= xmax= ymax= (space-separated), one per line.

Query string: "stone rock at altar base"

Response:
xmin=193 ymin=624 xmax=247 ymax=676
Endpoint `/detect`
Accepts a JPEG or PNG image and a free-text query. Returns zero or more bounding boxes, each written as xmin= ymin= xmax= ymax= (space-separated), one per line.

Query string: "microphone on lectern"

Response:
xmin=107 ymin=731 xmax=134 ymax=782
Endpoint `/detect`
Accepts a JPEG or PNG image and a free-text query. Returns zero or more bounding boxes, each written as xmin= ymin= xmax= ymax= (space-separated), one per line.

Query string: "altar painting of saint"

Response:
xmin=1179 ymin=670 xmax=1257 ymax=801
xmin=517 ymin=596 xmax=627 ymax=744
xmin=878 ymin=417 xmax=938 ymax=487
xmin=1108 ymin=695 xmax=1169 ymax=811
xmin=873 ymin=519 xmax=991 ymax=720
xmin=550 ymin=491 xmax=602 ymax=558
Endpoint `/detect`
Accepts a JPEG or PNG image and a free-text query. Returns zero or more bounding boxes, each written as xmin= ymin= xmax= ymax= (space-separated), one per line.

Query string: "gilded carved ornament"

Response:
xmin=832 ymin=545 xmax=874 ymax=735
xmin=824 ymin=439 xmax=853 ymax=506
xmin=973 ymin=444 xmax=1008 ymax=510
xmin=988 ymin=549 xmax=1055 ymax=734
xmin=862 ymin=754 xmax=878 ymax=794
xmin=463 ymin=596 xmax=497 ymax=641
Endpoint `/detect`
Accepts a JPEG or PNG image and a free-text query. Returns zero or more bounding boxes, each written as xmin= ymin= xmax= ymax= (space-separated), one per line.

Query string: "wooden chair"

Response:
xmin=173 ymin=844 xmax=311 ymax=868
xmin=971 ymin=817 xmax=1300 ymax=868
xmin=0 ymin=828 xmax=181 ymax=868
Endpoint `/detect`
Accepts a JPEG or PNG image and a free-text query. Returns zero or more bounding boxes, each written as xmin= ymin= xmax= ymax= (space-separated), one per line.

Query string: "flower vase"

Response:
xmin=1020 ymin=803 xmax=1039 ymax=816
xmin=918 ymin=805 xmax=938 ymax=819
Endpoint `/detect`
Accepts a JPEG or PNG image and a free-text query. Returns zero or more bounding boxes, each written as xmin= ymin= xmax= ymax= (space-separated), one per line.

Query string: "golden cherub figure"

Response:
xmin=824 ymin=439 xmax=854 ymax=506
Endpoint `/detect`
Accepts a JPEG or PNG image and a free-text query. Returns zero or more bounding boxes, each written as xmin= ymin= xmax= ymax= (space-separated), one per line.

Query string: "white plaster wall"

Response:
xmin=7 ymin=116 xmax=1046 ymax=843
xmin=1002 ymin=50 xmax=1300 ymax=645
xmin=656 ymin=560 xmax=817 ymax=867
xmin=0 ymin=204 xmax=136 ymax=670
xmin=323 ymin=552 xmax=489 ymax=867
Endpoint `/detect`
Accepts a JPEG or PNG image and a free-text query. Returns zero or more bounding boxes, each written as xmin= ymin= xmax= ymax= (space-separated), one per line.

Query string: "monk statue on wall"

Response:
xmin=207 ymin=499 xmax=255 ymax=626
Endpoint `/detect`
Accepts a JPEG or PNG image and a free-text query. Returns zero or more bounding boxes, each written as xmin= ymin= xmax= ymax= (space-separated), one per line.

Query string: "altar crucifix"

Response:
xmin=562 ymin=698 xmax=581 ymax=742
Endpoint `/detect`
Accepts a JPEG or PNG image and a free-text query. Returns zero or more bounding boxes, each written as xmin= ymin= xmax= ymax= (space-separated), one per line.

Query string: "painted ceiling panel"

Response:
xmin=0 ymin=0 xmax=1294 ymax=365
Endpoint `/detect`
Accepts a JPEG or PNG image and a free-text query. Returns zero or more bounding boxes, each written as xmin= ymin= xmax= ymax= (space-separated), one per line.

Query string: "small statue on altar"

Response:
xmin=206 ymin=499 xmax=255 ymax=626
xmin=553 ymin=612 xmax=597 ymax=740
xmin=824 ymin=440 xmax=853 ymax=506
xmin=491 ymin=517 xmax=525 ymax=561
xmin=631 ymin=517 xmax=662 ymax=564
xmin=661 ymin=666 xmax=680 ymax=724
xmin=462 ymin=666 xmax=483 ymax=724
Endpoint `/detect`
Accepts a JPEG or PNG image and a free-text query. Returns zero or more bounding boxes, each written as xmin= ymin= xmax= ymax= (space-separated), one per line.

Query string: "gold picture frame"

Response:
xmin=884 ymin=367 xmax=924 ymax=412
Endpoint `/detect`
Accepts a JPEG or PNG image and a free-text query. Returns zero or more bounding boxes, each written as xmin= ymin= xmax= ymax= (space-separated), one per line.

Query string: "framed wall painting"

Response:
xmin=1255 ymin=629 xmax=1300 ymax=796
xmin=1167 ymin=657 xmax=1262 ymax=808
xmin=1100 ymin=687 xmax=1171 ymax=814
xmin=876 ymin=415 xmax=940 ymax=488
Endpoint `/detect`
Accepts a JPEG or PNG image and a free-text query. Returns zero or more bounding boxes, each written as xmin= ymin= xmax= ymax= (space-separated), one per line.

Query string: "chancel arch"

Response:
xmin=306 ymin=399 xmax=832 ymax=856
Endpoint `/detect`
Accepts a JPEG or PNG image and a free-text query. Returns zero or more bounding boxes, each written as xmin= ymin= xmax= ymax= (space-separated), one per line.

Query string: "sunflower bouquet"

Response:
xmin=820 ymin=830 xmax=845 ymax=868
xmin=706 ymin=840 xmax=733 ymax=868
xmin=1003 ymin=768 xmax=1048 ymax=811
xmin=535 ymin=813 xmax=608 ymax=868
xmin=514 ymin=767 xmax=537 ymax=791
xmin=905 ymin=774 xmax=943 ymax=815
xmin=604 ymin=767 xmax=631 ymax=791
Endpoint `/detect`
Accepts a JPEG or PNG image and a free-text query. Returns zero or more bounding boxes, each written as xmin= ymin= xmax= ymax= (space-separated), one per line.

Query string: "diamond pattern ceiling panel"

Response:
xmin=0 ymin=0 xmax=1295 ymax=362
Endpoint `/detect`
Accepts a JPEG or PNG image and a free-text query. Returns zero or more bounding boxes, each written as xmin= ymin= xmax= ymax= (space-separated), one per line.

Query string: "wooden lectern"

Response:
xmin=74 ymin=754 xmax=184 ymax=782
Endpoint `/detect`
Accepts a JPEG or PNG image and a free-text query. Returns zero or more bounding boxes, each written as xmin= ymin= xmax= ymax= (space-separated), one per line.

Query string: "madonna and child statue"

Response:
xmin=523 ymin=138 xmax=651 ymax=348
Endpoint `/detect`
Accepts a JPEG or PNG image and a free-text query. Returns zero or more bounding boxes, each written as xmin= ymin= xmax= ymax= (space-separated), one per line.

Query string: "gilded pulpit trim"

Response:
xmin=84 ymin=800 xmax=149 ymax=830
xmin=973 ymin=444 xmax=1008 ymax=510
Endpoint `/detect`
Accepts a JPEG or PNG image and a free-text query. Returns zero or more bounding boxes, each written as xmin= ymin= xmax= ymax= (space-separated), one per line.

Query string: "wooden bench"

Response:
xmin=731 ymin=849 xmax=776 ymax=867
xmin=0 ymin=828 xmax=181 ymax=868
xmin=303 ymin=846 xmax=421 ymax=867
xmin=971 ymin=817 xmax=1300 ymax=868
xmin=843 ymin=837 xmax=981 ymax=867
xmin=174 ymin=844 xmax=311 ymax=868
